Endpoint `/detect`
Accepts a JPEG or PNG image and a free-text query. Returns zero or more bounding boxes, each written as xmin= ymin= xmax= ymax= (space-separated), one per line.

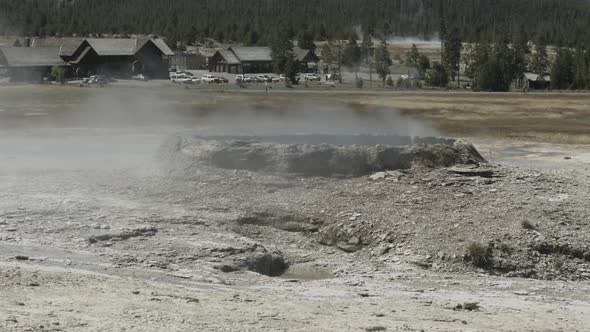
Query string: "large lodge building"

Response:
xmin=0 ymin=37 xmax=174 ymax=82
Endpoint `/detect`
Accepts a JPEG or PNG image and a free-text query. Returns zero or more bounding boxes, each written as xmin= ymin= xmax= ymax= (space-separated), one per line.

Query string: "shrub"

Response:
xmin=426 ymin=63 xmax=449 ymax=87
xmin=521 ymin=220 xmax=536 ymax=230
xmin=466 ymin=242 xmax=492 ymax=268
xmin=356 ymin=77 xmax=364 ymax=89
xmin=498 ymin=243 xmax=513 ymax=254
xmin=386 ymin=76 xmax=394 ymax=87
xmin=51 ymin=66 xmax=65 ymax=84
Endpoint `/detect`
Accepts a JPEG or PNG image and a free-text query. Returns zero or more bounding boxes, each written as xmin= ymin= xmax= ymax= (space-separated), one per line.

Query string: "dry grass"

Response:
xmin=1 ymin=85 xmax=589 ymax=145
xmin=338 ymin=93 xmax=590 ymax=145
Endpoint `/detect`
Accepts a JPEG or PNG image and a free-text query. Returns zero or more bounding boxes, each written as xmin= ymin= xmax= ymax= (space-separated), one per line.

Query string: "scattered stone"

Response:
xmin=448 ymin=166 xmax=494 ymax=178
xmin=365 ymin=326 xmax=387 ymax=332
xmin=87 ymin=227 xmax=158 ymax=244
xmin=513 ymin=290 xmax=530 ymax=296
xmin=13 ymin=255 xmax=29 ymax=261
xmin=455 ymin=302 xmax=480 ymax=311
xmin=369 ymin=172 xmax=387 ymax=181
xmin=337 ymin=242 xmax=363 ymax=253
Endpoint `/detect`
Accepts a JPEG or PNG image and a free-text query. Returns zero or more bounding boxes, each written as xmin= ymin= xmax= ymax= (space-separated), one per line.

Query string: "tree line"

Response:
xmin=313 ymin=22 xmax=590 ymax=91
xmin=1 ymin=0 xmax=590 ymax=48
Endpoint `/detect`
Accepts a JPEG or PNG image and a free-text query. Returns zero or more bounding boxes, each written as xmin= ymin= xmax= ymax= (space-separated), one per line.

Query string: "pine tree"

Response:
xmin=360 ymin=31 xmax=374 ymax=64
xmin=417 ymin=54 xmax=431 ymax=76
xmin=573 ymin=47 xmax=589 ymax=89
xmin=513 ymin=26 xmax=531 ymax=87
xmin=342 ymin=35 xmax=362 ymax=79
xmin=428 ymin=63 xmax=449 ymax=87
xmin=248 ymin=30 xmax=259 ymax=46
xmin=405 ymin=44 xmax=420 ymax=67
xmin=531 ymin=37 xmax=549 ymax=76
xmin=444 ymin=28 xmax=462 ymax=84
xmin=271 ymin=26 xmax=295 ymax=75
xmin=374 ymin=41 xmax=392 ymax=87
xmin=321 ymin=41 xmax=335 ymax=69
xmin=551 ymin=48 xmax=575 ymax=89
xmin=297 ymin=30 xmax=316 ymax=51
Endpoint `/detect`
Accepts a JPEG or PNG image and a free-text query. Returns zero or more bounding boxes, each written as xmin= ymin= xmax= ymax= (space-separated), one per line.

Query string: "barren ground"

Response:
xmin=1 ymin=85 xmax=590 ymax=331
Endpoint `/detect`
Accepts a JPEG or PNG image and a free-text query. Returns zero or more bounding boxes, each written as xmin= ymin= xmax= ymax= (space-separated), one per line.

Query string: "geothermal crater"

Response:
xmin=161 ymin=134 xmax=486 ymax=177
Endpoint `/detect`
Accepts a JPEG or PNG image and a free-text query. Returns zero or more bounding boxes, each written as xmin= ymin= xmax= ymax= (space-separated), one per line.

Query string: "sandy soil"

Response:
xmin=1 ymin=86 xmax=590 ymax=331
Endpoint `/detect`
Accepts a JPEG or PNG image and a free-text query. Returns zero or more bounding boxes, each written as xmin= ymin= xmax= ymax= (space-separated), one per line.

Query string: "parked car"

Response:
xmin=279 ymin=74 xmax=287 ymax=81
xmin=271 ymin=76 xmax=281 ymax=83
xmin=256 ymin=75 xmax=272 ymax=82
xmin=171 ymin=73 xmax=193 ymax=84
xmin=82 ymin=75 xmax=108 ymax=83
xmin=131 ymin=74 xmax=149 ymax=81
xmin=303 ymin=73 xmax=321 ymax=81
xmin=325 ymin=73 xmax=341 ymax=81
xmin=236 ymin=74 xmax=255 ymax=83
xmin=82 ymin=75 xmax=115 ymax=86
xmin=215 ymin=76 xmax=229 ymax=83
xmin=191 ymin=77 xmax=201 ymax=84
xmin=83 ymin=75 xmax=109 ymax=86
xmin=201 ymin=74 xmax=219 ymax=83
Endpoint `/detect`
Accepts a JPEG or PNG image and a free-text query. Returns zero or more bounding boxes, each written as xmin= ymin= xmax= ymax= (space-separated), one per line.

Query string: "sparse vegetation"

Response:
xmin=466 ymin=242 xmax=492 ymax=268
xmin=50 ymin=66 xmax=65 ymax=84
xmin=498 ymin=243 xmax=513 ymax=255
xmin=521 ymin=220 xmax=537 ymax=230
xmin=386 ymin=76 xmax=394 ymax=87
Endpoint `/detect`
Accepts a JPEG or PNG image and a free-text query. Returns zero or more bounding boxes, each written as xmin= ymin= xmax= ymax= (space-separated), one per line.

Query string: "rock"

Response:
xmin=365 ymin=326 xmax=387 ymax=332
xmin=348 ymin=236 xmax=361 ymax=245
xmin=337 ymin=242 xmax=362 ymax=253
xmin=369 ymin=172 xmax=387 ymax=181
xmin=448 ymin=166 xmax=494 ymax=177
xmin=87 ymin=227 xmax=158 ymax=244
xmin=513 ymin=290 xmax=530 ymax=296
xmin=14 ymin=255 xmax=29 ymax=261
xmin=463 ymin=302 xmax=480 ymax=311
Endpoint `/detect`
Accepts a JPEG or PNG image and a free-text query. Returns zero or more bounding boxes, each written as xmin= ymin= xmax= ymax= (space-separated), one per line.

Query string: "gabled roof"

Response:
xmin=30 ymin=37 xmax=85 ymax=57
xmin=217 ymin=49 xmax=241 ymax=64
xmin=0 ymin=47 xmax=68 ymax=67
xmin=82 ymin=38 xmax=174 ymax=56
xmin=229 ymin=46 xmax=272 ymax=62
xmin=293 ymin=47 xmax=311 ymax=61
xmin=149 ymin=38 xmax=174 ymax=56
xmin=524 ymin=72 xmax=550 ymax=81
xmin=85 ymin=38 xmax=137 ymax=56
xmin=70 ymin=46 xmax=93 ymax=64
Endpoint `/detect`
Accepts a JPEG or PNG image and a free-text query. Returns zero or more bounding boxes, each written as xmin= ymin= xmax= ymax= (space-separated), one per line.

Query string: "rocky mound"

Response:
xmin=159 ymin=134 xmax=486 ymax=177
